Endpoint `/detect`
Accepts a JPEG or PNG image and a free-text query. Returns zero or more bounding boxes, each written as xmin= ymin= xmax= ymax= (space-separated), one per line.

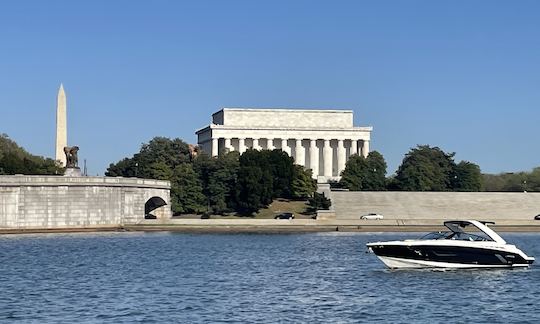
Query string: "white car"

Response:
xmin=360 ymin=213 xmax=384 ymax=220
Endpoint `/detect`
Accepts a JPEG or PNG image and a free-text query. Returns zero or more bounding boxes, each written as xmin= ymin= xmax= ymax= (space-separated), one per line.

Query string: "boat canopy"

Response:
xmin=444 ymin=220 xmax=506 ymax=244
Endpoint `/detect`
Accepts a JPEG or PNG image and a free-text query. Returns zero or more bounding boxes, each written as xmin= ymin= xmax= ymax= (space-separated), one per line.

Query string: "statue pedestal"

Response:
xmin=64 ymin=167 xmax=82 ymax=177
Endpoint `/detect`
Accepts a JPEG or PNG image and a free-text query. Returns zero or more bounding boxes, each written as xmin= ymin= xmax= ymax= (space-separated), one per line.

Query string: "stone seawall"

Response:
xmin=0 ymin=175 xmax=171 ymax=230
xmin=129 ymin=218 xmax=540 ymax=233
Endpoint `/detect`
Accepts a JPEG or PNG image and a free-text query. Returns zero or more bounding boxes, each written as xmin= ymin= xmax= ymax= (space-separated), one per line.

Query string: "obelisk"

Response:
xmin=55 ymin=84 xmax=67 ymax=167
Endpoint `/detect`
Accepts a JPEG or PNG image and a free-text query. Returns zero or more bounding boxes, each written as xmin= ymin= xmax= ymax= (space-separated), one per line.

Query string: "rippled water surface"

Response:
xmin=0 ymin=231 xmax=539 ymax=323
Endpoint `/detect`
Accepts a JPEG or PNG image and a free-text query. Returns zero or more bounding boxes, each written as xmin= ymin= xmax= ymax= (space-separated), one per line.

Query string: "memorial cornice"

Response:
xmin=196 ymin=124 xmax=373 ymax=134
xmin=216 ymin=107 xmax=354 ymax=114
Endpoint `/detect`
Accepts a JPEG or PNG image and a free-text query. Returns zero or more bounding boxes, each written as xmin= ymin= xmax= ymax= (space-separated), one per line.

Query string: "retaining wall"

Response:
xmin=331 ymin=191 xmax=540 ymax=221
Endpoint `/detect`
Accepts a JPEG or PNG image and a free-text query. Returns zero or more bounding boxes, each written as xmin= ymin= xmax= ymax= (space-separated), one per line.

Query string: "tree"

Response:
xmin=265 ymin=149 xmax=295 ymax=198
xmin=307 ymin=192 xmax=332 ymax=212
xmin=364 ymin=151 xmax=387 ymax=190
xmin=235 ymin=165 xmax=266 ymax=215
xmin=291 ymin=165 xmax=316 ymax=199
xmin=170 ymin=163 xmax=206 ymax=214
xmin=193 ymin=152 xmax=240 ymax=214
xmin=234 ymin=149 xmax=273 ymax=215
xmin=394 ymin=145 xmax=456 ymax=191
xmin=339 ymin=154 xmax=367 ymax=190
xmin=105 ymin=137 xmax=190 ymax=178
xmin=339 ymin=151 xmax=387 ymax=191
xmin=146 ymin=161 xmax=173 ymax=180
xmin=527 ymin=167 xmax=540 ymax=192
xmin=451 ymin=161 xmax=482 ymax=191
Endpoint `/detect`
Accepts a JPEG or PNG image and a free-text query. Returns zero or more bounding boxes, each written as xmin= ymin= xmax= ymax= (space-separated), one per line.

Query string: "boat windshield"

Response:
xmin=420 ymin=231 xmax=493 ymax=241
xmin=420 ymin=231 xmax=453 ymax=240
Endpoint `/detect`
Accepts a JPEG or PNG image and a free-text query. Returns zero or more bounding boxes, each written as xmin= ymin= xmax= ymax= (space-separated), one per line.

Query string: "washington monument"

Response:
xmin=55 ymin=84 xmax=67 ymax=167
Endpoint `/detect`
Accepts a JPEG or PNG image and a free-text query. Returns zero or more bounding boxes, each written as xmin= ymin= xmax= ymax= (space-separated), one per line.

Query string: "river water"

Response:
xmin=0 ymin=231 xmax=539 ymax=323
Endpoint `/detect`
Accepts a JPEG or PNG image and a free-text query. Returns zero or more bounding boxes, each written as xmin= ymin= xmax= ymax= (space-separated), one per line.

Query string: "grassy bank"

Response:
xmin=175 ymin=199 xmax=314 ymax=219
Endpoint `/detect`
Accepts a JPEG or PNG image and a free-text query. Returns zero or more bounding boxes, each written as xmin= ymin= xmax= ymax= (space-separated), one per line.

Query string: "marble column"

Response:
xmin=337 ymin=139 xmax=346 ymax=176
xmin=211 ymin=138 xmax=218 ymax=157
xmin=361 ymin=140 xmax=370 ymax=158
xmin=267 ymin=138 xmax=275 ymax=150
xmin=281 ymin=138 xmax=291 ymax=156
xmin=224 ymin=138 xmax=232 ymax=152
xmin=238 ymin=138 xmax=246 ymax=154
xmin=323 ymin=139 xmax=332 ymax=178
xmin=309 ymin=139 xmax=319 ymax=177
xmin=295 ymin=139 xmax=305 ymax=166
xmin=350 ymin=139 xmax=358 ymax=156
xmin=252 ymin=138 xmax=260 ymax=150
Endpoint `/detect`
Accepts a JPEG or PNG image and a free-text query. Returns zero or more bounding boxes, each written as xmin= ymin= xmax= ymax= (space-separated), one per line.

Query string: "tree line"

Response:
xmin=339 ymin=145 xmax=539 ymax=192
xmin=339 ymin=145 xmax=483 ymax=191
xmin=1 ymin=133 xmax=538 ymax=201
xmin=0 ymin=134 xmax=61 ymax=175
xmin=105 ymin=137 xmax=317 ymax=215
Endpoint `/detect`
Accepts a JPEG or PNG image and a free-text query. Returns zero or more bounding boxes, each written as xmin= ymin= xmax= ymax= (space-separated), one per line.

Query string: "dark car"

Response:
xmin=274 ymin=212 xmax=294 ymax=219
xmin=535 ymin=214 xmax=540 ymax=220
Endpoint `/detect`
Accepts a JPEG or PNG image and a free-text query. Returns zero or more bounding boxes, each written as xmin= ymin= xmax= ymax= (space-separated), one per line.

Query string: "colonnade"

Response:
xmin=210 ymin=137 xmax=370 ymax=178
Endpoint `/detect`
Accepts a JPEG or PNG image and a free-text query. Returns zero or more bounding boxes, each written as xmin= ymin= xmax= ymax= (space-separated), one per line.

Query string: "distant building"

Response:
xmin=196 ymin=108 xmax=372 ymax=181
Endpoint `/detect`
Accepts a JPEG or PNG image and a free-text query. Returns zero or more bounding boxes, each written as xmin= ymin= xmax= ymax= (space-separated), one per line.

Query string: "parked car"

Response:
xmin=275 ymin=212 xmax=295 ymax=219
xmin=534 ymin=214 xmax=540 ymax=220
xmin=360 ymin=213 xmax=384 ymax=220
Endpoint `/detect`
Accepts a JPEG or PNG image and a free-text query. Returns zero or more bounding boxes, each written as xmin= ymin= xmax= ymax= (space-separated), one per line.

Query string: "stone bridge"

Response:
xmin=0 ymin=175 xmax=171 ymax=230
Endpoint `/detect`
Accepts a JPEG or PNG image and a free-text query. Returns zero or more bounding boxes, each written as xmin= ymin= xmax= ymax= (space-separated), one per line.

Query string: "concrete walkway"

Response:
xmin=125 ymin=218 xmax=540 ymax=233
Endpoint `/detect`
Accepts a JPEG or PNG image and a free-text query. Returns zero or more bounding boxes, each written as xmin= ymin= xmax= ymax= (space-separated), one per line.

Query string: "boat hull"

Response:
xmin=368 ymin=243 xmax=534 ymax=269
xmin=376 ymin=256 xmax=530 ymax=269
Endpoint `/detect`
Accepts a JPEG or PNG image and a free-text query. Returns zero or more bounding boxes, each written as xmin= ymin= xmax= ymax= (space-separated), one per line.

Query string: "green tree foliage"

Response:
xmin=170 ymin=163 xmax=206 ymax=214
xmin=339 ymin=151 xmax=387 ymax=191
xmin=235 ymin=164 xmax=268 ymax=215
xmin=146 ymin=161 xmax=173 ymax=180
xmin=527 ymin=167 xmax=540 ymax=192
xmin=291 ymin=165 xmax=316 ymax=199
xmin=105 ymin=157 xmax=137 ymax=177
xmin=451 ymin=161 xmax=482 ymax=191
xmin=307 ymin=192 xmax=332 ymax=212
xmin=0 ymin=134 xmax=61 ymax=175
xmin=193 ymin=152 xmax=240 ymax=214
xmin=265 ymin=149 xmax=295 ymax=198
xmin=483 ymin=167 xmax=540 ymax=192
xmin=394 ymin=145 xmax=482 ymax=192
xmin=339 ymin=154 xmax=367 ymax=190
xmin=364 ymin=151 xmax=387 ymax=190
xmin=105 ymin=137 xmax=190 ymax=178
xmin=234 ymin=149 xmax=316 ymax=214
xmin=394 ymin=145 xmax=456 ymax=191
xmin=235 ymin=149 xmax=273 ymax=215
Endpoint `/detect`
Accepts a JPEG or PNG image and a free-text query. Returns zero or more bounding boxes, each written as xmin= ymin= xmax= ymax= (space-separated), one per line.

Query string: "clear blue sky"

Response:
xmin=1 ymin=1 xmax=539 ymax=176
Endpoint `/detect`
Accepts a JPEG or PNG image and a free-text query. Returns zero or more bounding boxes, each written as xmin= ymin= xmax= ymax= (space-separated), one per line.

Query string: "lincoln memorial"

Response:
xmin=195 ymin=108 xmax=373 ymax=181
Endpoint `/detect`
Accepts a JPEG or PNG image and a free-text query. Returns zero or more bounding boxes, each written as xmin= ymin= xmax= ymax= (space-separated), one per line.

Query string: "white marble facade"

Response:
xmin=196 ymin=108 xmax=372 ymax=181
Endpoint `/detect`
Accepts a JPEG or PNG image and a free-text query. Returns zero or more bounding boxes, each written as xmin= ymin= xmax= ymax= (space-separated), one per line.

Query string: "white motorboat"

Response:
xmin=367 ymin=220 xmax=535 ymax=269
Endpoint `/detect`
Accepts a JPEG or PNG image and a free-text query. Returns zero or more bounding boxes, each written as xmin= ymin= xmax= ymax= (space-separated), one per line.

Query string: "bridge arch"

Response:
xmin=144 ymin=196 xmax=168 ymax=219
